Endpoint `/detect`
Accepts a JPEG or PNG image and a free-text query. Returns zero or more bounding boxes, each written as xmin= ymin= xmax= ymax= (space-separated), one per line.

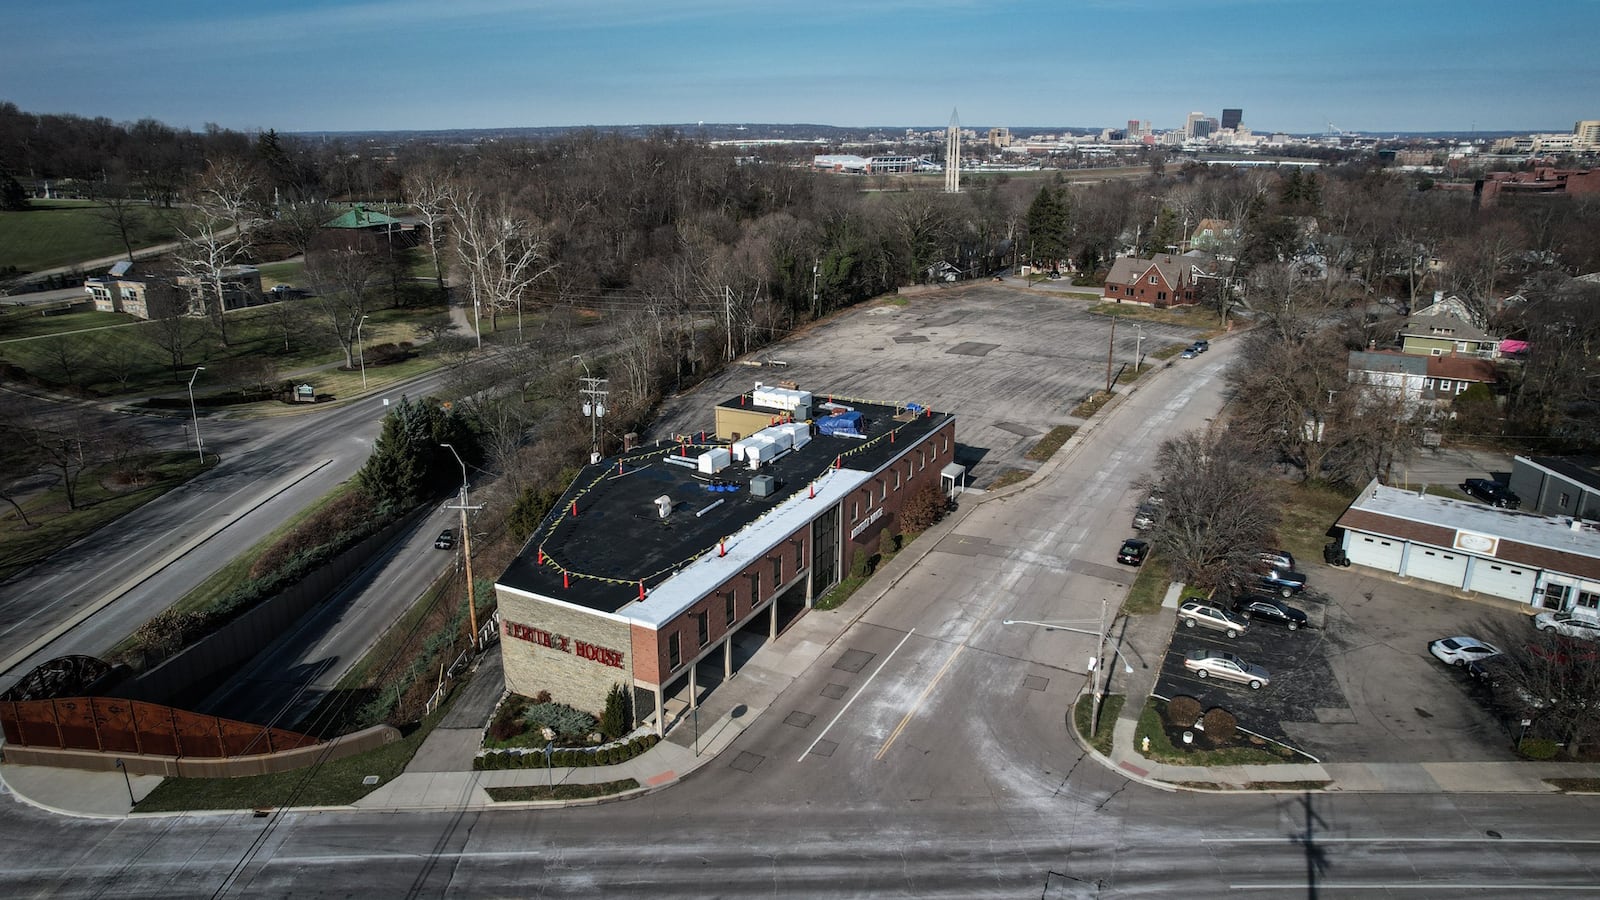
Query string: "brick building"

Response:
xmin=493 ymin=386 xmax=958 ymax=734
xmin=1102 ymin=253 xmax=1210 ymax=308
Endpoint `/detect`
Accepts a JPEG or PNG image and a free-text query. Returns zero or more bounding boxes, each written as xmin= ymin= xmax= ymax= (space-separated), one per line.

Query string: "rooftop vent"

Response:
xmin=751 ymin=475 xmax=775 ymax=498
xmin=654 ymin=495 xmax=672 ymax=519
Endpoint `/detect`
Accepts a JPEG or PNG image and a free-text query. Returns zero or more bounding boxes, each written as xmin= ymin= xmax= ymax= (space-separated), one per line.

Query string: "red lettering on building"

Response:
xmin=504 ymin=620 xmax=623 ymax=668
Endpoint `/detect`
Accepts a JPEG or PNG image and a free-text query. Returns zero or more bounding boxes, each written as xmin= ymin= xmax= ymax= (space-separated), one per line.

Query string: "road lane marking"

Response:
xmin=1232 ymin=884 xmax=1597 ymax=892
xmin=798 ymin=628 xmax=915 ymax=763
xmin=874 ymin=588 xmax=1007 ymax=761
xmin=1204 ymin=837 xmax=1600 ymax=844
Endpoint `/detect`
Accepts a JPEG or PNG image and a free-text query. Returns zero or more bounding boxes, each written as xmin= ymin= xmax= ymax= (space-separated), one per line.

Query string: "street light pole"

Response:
xmin=1134 ymin=324 xmax=1145 ymax=373
xmin=356 ymin=314 xmax=371 ymax=390
xmin=441 ymin=442 xmax=482 ymax=650
xmin=186 ymin=366 xmax=206 ymax=463
xmin=114 ymin=758 xmax=135 ymax=807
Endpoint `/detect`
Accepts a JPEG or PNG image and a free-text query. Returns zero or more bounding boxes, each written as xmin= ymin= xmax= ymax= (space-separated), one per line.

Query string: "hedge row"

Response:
xmin=474 ymin=734 xmax=661 ymax=770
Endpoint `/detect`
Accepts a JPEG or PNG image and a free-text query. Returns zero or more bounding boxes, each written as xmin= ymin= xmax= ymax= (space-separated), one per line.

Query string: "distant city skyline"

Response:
xmin=3 ymin=1 xmax=1596 ymax=136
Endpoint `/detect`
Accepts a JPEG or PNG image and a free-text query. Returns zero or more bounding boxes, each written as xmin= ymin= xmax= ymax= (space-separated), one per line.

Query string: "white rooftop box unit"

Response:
xmin=777 ymin=421 xmax=811 ymax=450
xmin=758 ymin=425 xmax=793 ymax=453
xmin=697 ymin=447 xmax=732 ymax=474
xmin=752 ymin=383 xmax=813 ymax=418
xmin=745 ymin=436 xmax=779 ymax=469
xmin=730 ymin=437 xmax=755 ymax=462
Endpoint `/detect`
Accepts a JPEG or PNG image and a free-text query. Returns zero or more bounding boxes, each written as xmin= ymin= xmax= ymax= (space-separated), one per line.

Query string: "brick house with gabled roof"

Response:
xmin=1102 ymin=253 xmax=1208 ymax=308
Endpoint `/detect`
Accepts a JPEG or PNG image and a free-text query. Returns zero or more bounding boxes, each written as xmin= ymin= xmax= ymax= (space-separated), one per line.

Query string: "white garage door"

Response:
xmin=1347 ymin=533 xmax=1403 ymax=572
xmin=1467 ymin=560 xmax=1537 ymax=603
xmin=1404 ymin=546 xmax=1469 ymax=587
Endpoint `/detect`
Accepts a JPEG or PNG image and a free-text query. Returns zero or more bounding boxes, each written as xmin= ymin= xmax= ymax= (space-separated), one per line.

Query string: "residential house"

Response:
xmin=1396 ymin=311 xmax=1500 ymax=358
xmin=1102 ymin=252 xmax=1212 ymax=308
xmin=1189 ymin=219 xmax=1235 ymax=253
xmin=1347 ymin=349 xmax=1497 ymax=412
xmin=1509 ymin=456 xmax=1600 ymax=520
xmin=84 ymin=261 xmax=155 ymax=318
xmin=83 ymin=260 xmax=264 ymax=320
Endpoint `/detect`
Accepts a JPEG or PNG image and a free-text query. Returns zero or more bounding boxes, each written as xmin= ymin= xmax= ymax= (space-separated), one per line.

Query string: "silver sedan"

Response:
xmin=1183 ymin=649 xmax=1270 ymax=689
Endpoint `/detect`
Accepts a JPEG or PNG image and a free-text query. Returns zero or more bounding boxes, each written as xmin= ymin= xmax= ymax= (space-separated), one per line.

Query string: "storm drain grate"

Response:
xmin=893 ymin=335 xmax=929 ymax=343
xmin=1023 ymin=675 xmax=1049 ymax=692
xmin=810 ymin=740 xmax=838 ymax=758
xmin=833 ymin=649 xmax=875 ymax=673
xmin=820 ymin=683 xmax=848 ymax=700
xmin=730 ymin=751 xmax=765 ymax=773
xmin=947 ymin=341 xmax=999 ymax=357
xmin=784 ymin=711 xmax=816 ymax=728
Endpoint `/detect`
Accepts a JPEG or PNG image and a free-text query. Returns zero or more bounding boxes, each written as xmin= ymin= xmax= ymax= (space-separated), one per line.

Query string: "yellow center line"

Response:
xmin=874 ymin=592 xmax=1005 ymax=761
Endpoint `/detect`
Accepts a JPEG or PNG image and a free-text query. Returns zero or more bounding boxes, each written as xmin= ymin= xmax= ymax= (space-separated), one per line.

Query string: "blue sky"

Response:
xmin=5 ymin=0 xmax=1598 ymax=134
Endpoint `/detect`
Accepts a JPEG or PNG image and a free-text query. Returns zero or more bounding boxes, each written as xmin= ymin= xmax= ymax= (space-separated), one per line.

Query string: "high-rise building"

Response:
xmin=1127 ymin=119 xmax=1141 ymax=138
xmin=1576 ymin=120 xmax=1600 ymax=149
xmin=945 ymin=109 xmax=960 ymax=194
xmin=987 ymin=127 xmax=1011 ymax=148
xmin=1185 ymin=111 xmax=1206 ymax=139
xmin=1222 ymin=108 xmax=1243 ymax=131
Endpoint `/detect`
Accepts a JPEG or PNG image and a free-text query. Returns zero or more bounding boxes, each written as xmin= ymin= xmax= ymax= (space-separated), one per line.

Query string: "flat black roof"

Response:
xmin=498 ymin=397 xmax=951 ymax=616
xmin=1529 ymin=456 xmax=1600 ymax=491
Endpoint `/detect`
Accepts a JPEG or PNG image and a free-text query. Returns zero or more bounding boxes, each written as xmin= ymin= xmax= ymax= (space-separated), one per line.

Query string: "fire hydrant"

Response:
xmin=1141 ymin=735 xmax=1150 ymax=754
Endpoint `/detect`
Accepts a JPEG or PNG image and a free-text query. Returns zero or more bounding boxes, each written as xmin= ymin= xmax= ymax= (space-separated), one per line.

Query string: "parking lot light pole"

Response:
xmin=441 ymin=442 xmax=482 ymax=649
xmin=186 ymin=366 xmax=206 ymax=463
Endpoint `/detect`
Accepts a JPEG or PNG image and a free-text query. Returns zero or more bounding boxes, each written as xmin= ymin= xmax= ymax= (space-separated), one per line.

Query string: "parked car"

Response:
xmin=1183 ymin=649 xmax=1269 ymax=689
xmin=1132 ymin=503 xmax=1159 ymax=531
xmin=1428 ymin=635 xmax=1502 ymax=667
xmin=1193 ymin=339 xmax=1210 ymax=353
xmin=1256 ymin=549 xmax=1296 ymax=571
xmin=1249 ymin=568 xmax=1307 ymax=597
xmin=1464 ymin=657 xmax=1548 ymax=711
xmin=1533 ymin=611 xmax=1600 ymax=642
xmin=1180 ymin=346 xmax=1199 ymax=359
xmin=1232 ymin=594 xmax=1309 ymax=631
xmin=1460 ymin=478 xmax=1520 ymax=509
xmin=435 ymin=528 xmax=456 ymax=550
xmin=1178 ymin=600 xmax=1248 ymax=638
xmin=1117 ymin=538 xmax=1150 ymax=566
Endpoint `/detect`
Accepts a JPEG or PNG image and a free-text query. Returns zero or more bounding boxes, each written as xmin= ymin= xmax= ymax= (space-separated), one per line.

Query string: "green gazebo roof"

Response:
xmin=322 ymin=205 xmax=402 ymax=229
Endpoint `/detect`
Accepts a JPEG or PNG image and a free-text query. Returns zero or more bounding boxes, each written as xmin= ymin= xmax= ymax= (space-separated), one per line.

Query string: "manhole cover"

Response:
xmin=833 ymin=649 xmax=875 ymax=673
xmin=810 ymin=740 xmax=838 ymax=758
xmin=1023 ymin=675 xmax=1049 ymax=692
xmin=784 ymin=711 xmax=816 ymax=728
xmin=730 ymin=751 xmax=765 ymax=773
xmin=821 ymin=683 xmax=848 ymax=700
xmin=893 ymin=335 xmax=929 ymax=343
xmin=946 ymin=341 xmax=999 ymax=357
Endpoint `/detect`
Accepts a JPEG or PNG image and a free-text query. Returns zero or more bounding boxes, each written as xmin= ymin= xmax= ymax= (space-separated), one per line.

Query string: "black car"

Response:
xmin=435 ymin=528 xmax=456 ymax=550
xmin=1117 ymin=538 xmax=1150 ymax=566
xmin=1248 ymin=567 xmax=1307 ymax=597
xmin=1193 ymin=339 xmax=1209 ymax=353
xmin=1232 ymin=594 xmax=1309 ymax=631
xmin=1460 ymin=478 xmax=1520 ymax=509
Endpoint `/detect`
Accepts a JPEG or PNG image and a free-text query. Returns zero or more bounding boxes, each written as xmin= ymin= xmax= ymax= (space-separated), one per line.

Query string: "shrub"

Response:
xmin=1519 ymin=738 xmax=1560 ymax=761
xmin=899 ymin=481 xmax=947 ymax=534
xmin=1202 ymin=707 xmax=1238 ymax=746
xmin=600 ymin=683 xmax=632 ymax=740
xmin=524 ymin=702 xmax=598 ymax=740
xmin=1165 ymin=696 xmax=1202 ymax=730
xmin=488 ymin=696 xmax=532 ymax=743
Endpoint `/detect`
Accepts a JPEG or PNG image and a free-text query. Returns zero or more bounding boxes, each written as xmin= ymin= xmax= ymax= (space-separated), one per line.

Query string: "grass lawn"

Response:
xmin=1073 ymin=693 xmax=1125 ymax=755
xmin=0 ymin=453 xmax=208 ymax=583
xmin=254 ymin=258 xmax=305 ymax=288
xmin=0 ymin=308 xmax=134 ymax=342
xmin=1087 ymin=302 xmax=1231 ymax=331
xmin=987 ymin=468 xmax=1032 ymax=490
xmin=1069 ymin=391 xmax=1112 ymax=419
xmin=1267 ymin=479 xmax=1359 ymax=568
xmin=1024 ymin=425 xmax=1078 ymax=462
xmin=0 ymin=201 xmax=181 ymax=273
xmin=134 ymin=704 xmax=449 ymax=812
xmin=486 ymin=780 xmax=640 ymax=802
xmin=1121 ymin=556 xmax=1172 ymax=616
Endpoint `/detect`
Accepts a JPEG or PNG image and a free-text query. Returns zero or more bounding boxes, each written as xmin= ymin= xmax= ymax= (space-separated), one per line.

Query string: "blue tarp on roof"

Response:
xmin=815 ymin=411 xmax=864 ymax=437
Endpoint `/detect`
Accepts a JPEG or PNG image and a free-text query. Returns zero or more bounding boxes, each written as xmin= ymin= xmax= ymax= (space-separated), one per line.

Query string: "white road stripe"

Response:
xmin=798 ymin=628 xmax=916 ymax=763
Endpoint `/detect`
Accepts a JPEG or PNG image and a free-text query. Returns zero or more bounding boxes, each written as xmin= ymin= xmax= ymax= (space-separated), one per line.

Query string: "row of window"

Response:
xmin=666 ymin=538 xmax=808 ymax=671
xmin=848 ymin=434 xmax=949 ymax=524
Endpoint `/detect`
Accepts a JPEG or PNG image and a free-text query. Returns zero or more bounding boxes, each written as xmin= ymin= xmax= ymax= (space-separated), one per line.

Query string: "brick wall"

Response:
xmin=497 ymin=591 xmax=633 ymax=716
xmin=840 ymin=421 xmax=955 ymax=574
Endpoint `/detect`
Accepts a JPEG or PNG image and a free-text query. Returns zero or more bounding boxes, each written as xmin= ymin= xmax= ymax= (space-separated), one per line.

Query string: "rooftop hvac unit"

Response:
xmin=750 ymin=475 xmax=775 ymax=498
xmin=654 ymin=495 xmax=672 ymax=518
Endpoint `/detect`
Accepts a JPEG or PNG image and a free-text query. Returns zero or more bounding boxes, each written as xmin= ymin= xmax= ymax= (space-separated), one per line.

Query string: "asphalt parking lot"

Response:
xmin=1155 ymin=564 xmax=1530 ymax=763
xmin=646 ymin=283 xmax=1203 ymax=487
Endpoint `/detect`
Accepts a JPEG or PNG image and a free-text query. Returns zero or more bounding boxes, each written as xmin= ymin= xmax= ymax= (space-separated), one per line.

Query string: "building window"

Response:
xmin=696 ymin=611 xmax=709 ymax=647
xmin=725 ymin=591 xmax=736 ymax=626
xmin=1578 ymin=590 xmax=1600 ymax=611
xmin=1430 ymin=348 xmax=1443 ymax=357
xmin=668 ymin=632 xmax=681 ymax=669
xmin=1157 ymin=291 xmax=1166 ymax=302
xmin=1560 ymin=492 xmax=1571 ymax=509
xmin=1437 ymin=379 xmax=1452 ymax=393
xmin=880 ymin=479 xmax=887 ymax=501
xmin=772 ymin=555 xmax=783 ymax=586
xmin=1542 ymin=582 xmax=1570 ymax=610
xmin=1148 ymin=275 xmax=1158 ymax=284
xmin=752 ymin=571 xmax=762 ymax=602
xmin=851 ymin=500 xmax=858 ymax=522
xmin=894 ymin=469 xmax=901 ymax=490
xmin=794 ymin=538 xmax=804 ymax=569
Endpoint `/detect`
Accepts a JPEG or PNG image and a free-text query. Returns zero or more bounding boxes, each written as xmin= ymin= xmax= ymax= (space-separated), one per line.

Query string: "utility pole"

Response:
xmin=1104 ymin=314 xmax=1118 ymax=393
xmin=725 ymin=285 xmax=734 ymax=361
xmin=441 ymin=443 xmax=484 ymax=650
xmin=811 ymin=260 xmax=820 ymax=319
xmin=1090 ymin=598 xmax=1109 ymax=738
xmin=1134 ymin=324 xmax=1144 ymax=373
xmin=571 ymin=354 xmax=608 ymax=465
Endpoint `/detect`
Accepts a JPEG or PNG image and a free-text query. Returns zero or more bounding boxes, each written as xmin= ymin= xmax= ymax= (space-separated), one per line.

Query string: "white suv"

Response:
xmin=1178 ymin=600 xmax=1248 ymax=638
xmin=1534 ymin=611 xmax=1600 ymax=642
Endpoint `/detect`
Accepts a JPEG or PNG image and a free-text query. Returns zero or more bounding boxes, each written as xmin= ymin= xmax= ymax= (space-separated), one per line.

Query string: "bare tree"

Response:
xmin=0 ymin=397 xmax=42 ymax=526
xmin=402 ymin=159 xmax=454 ymax=298
xmin=1147 ymin=428 xmax=1280 ymax=589
xmin=306 ymin=231 xmax=384 ymax=369
xmin=449 ymin=184 xmax=555 ymax=343
xmin=170 ymin=159 xmax=262 ymax=346
xmin=22 ymin=412 xmax=99 ymax=511
xmin=90 ymin=168 xmax=146 ymax=262
xmin=140 ymin=277 xmax=204 ymax=381
xmin=1475 ymin=617 xmax=1600 ymax=758
xmin=1226 ymin=330 xmax=1352 ymax=482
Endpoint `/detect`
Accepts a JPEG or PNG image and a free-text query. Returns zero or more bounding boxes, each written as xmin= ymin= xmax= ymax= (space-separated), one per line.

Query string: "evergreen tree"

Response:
xmin=0 ymin=171 xmax=27 ymax=211
xmin=1025 ymin=186 xmax=1070 ymax=270
xmin=1144 ymin=207 xmax=1180 ymax=255
xmin=600 ymin=683 xmax=632 ymax=740
xmin=356 ymin=395 xmax=478 ymax=512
